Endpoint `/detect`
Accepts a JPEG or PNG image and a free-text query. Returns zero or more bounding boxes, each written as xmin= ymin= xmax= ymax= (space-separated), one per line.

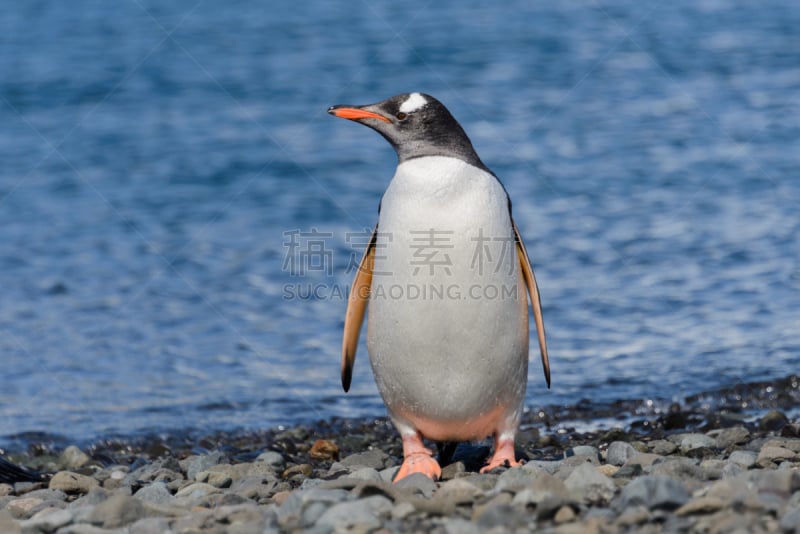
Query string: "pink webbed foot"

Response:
xmin=394 ymin=432 xmax=441 ymax=482
xmin=480 ymin=435 xmax=523 ymax=473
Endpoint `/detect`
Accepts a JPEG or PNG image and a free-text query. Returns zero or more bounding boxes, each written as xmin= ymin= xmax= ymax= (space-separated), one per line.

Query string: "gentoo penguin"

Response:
xmin=328 ymin=93 xmax=550 ymax=481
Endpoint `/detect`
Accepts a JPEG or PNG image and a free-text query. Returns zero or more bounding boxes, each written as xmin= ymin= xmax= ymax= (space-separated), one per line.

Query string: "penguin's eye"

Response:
xmin=395 ymin=112 xmax=408 ymax=121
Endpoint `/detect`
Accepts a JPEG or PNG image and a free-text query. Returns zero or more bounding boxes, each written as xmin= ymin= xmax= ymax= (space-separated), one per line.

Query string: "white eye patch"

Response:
xmin=399 ymin=93 xmax=428 ymax=113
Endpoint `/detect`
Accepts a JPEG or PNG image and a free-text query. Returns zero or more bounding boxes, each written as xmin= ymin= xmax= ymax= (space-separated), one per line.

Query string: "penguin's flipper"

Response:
xmin=341 ymin=226 xmax=377 ymax=392
xmin=513 ymin=220 xmax=551 ymax=388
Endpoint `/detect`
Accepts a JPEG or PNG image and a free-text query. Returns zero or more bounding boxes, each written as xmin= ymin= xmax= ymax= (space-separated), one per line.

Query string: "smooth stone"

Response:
xmin=494 ymin=466 xmax=537 ymax=493
xmin=88 ymin=494 xmax=146 ymax=529
xmin=6 ymin=497 xmax=43 ymax=519
xmin=700 ymin=459 xmax=726 ymax=479
xmin=759 ymin=410 xmax=789 ymax=431
xmin=230 ymin=476 xmax=278 ymax=501
xmin=780 ymin=507 xmax=800 ymax=532
xmin=395 ymin=473 xmax=436 ymax=498
xmin=679 ymin=434 xmax=716 ymax=453
xmin=757 ymin=446 xmax=796 ymax=466
xmin=277 ymin=488 xmax=350 ymax=526
xmin=649 ymin=440 xmax=677 ymax=455
xmin=0 ymin=510 xmax=20 ymax=534
xmin=435 ymin=478 xmax=484 ymax=504
xmin=442 ymin=517 xmax=482 ymax=534
xmin=523 ymin=460 xmax=562 ymax=475
xmin=440 ymin=462 xmax=465 ymax=481
xmin=728 ymin=450 xmax=757 ymax=468
xmin=379 ymin=466 xmax=399 ymax=483
xmin=197 ymin=470 xmax=233 ymax=488
xmin=649 ymin=457 xmax=704 ymax=481
xmin=709 ymin=426 xmax=751 ymax=449
xmin=764 ymin=438 xmax=800 ymax=453
xmin=346 ymin=468 xmax=382 ymax=482
xmin=57 ymin=446 xmax=91 ymax=470
xmin=564 ymin=463 xmax=616 ymax=504
xmin=749 ymin=469 xmax=800 ymax=494
xmin=256 ymin=451 xmax=285 ymax=468
xmin=186 ymin=451 xmax=224 ymax=481
xmin=675 ymin=496 xmax=726 ymax=515
xmin=554 ymin=505 xmax=576 ymax=524
xmin=615 ymin=505 xmax=651 ymax=527
xmin=282 ymin=464 xmax=313 ymax=479
xmin=19 ymin=507 xmax=73 ymax=531
xmin=616 ymin=475 xmax=689 ymax=511
xmin=0 ymin=484 xmax=12 ymax=497
xmin=606 ymin=442 xmax=637 ymax=466
xmin=133 ymin=481 xmax=175 ymax=505
xmin=174 ymin=482 xmax=222 ymax=499
xmin=566 ymin=445 xmax=600 ymax=461
xmin=314 ymin=495 xmax=392 ymax=529
xmin=391 ymin=501 xmax=416 ymax=520
xmin=597 ymin=464 xmax=619 ymax=477
xmin=339 ymin=450 xmax=389 ymax=470
xmin=721 ymin=463 xmax=745 ymax=479
xmin=49 ymin=471 xmax=99 ymax=494
xmin=131 ymin=517 xmax=173 ymax=534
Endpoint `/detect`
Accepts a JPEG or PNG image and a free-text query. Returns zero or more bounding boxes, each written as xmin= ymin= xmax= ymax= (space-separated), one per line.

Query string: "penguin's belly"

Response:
xmin=365 ymin=157 xmax=529 ymax=441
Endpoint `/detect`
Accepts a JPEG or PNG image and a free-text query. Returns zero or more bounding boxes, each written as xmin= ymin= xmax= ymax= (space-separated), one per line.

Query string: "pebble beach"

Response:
xmin=1 ymin=377 xmax=799 ymax=533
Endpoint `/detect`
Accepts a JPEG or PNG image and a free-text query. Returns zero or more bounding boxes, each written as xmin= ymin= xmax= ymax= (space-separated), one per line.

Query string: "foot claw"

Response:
xmin=395 ymin=453 xmax=441 ymax=482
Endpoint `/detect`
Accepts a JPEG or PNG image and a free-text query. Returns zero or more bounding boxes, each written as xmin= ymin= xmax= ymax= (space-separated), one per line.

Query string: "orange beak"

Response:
xmin=328 ymin=106 xmax=391 ymax=123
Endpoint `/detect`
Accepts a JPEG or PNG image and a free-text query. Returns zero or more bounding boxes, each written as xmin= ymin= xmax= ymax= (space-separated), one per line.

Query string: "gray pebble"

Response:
xmin=729 ymin=450 xmax=757 ymax=468
xmin=567 ymin=445 xmax=600 ymax=461
xmin=347 ymin=467 xmax=382 ymax=482
xmin=649 ymin=440 xmax=678 ymax=455
xmin=186 ymin=451 xmax=224 ymax=481
xmin=88 ymin=493 xmax=146 ymax=529
xmin=781 ymin=507 xmax=800 ymax=532
xmin=174 ymin=482 xmax=222 ymax=500
xmin=709 ymin=426 xmax=751 ymax=449
xmin=48 ymin=472 xmax=98 ymax=494
xmin=606 ymin=441 xmax=637 ymax=466
xmin=134 ymin=481 xmax=174 ymax=505
xmin=57 ymin=446 xmax=91 ymax=471
xmin=339 ymin=449 xmax=389 ymax=470
xmin=680 ymin=434 xmax=716 ymax=453
xmin=256 ymin=451 xmax=285 ymax=468
xmin=131 ymin=516 xmax=173 ymax=534
xmin=19 ymin=507 xmax=73 ymax=532
xmin=564 ymin=462 xmax=616 ymax=504
xmin=617 ymin=475 xmax=690 ymax=511
xmin=494 ymin=466 xmax=537 ymax=493
xmin=395 ymin=472 xmax=436 ymax=498
xmin=315 ymin=495 xmax=392 ymax=529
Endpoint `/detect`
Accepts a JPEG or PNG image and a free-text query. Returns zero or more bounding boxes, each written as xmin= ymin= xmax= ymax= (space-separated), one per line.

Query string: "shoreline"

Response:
xmin=0 ymin=376 xmax=799 ymax=532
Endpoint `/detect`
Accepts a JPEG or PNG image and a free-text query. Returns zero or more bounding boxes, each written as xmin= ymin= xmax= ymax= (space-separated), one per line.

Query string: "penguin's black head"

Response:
xmin=328 ymin=93 xmax=486 ymax=169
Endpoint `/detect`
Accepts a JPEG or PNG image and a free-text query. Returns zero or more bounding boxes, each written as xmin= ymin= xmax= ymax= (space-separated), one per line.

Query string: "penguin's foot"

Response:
xmin=480 ymin=436 xmax=523 ymax=473
xmin=394 ymin=433 xmax=441 ymax=482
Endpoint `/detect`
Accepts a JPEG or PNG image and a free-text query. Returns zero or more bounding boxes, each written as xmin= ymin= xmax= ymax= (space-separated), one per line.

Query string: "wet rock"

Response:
xmin=315 ymin=494 xmax=392 ymax=529
xmin=759 ymin=410 xmax=789 ymax=431
xmin=309 ymin=439 xmax=339 ymax=461
xmin=339 ymin=450 xmax=389 ymax=470
xmin=57 ymin=446 xmax=91 ymax=470
xmin=606 ymin=441 xmax=637 ymax=466
xmin=88 ymin=494 xmax=146 ymax=528
xmin=564 ymin=463 xmax=616 ymax=504
xmin=616 ymin=476 xmax=689 ymax=511
xmin=48 ymin=471 xmax=98 ymax=494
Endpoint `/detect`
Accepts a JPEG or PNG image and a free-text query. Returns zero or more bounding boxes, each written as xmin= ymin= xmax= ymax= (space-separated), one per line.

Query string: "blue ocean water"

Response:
xmin=1 ymin=1 xmax=798 ymax=445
